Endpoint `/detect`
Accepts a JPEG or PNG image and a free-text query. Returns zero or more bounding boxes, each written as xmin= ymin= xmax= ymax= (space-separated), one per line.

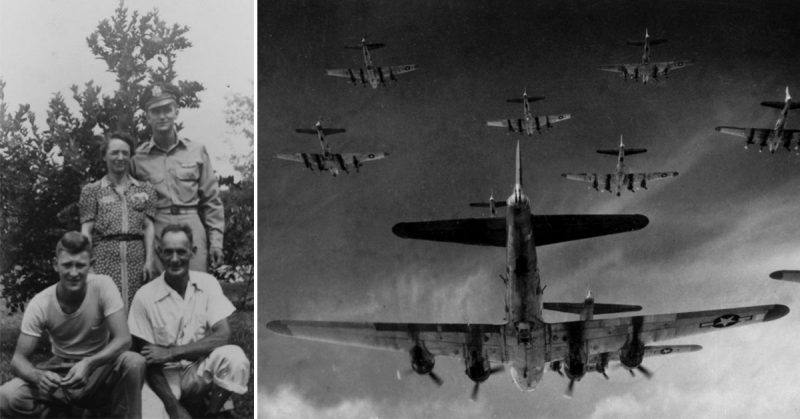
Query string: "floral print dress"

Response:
xmin=79 ymin=176 xmax=156 ymax=310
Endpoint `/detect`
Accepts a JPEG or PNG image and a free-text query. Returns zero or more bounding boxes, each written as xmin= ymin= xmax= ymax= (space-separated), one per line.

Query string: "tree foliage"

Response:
xmin=216 ymin=91 xmax=254 ymax=284
xmin=1 ymin=2 xmax=204 ymax=312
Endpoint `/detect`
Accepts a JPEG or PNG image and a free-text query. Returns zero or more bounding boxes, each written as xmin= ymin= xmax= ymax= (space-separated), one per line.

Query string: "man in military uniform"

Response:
xmin=132 ymin=83 xmax=224 ymax=273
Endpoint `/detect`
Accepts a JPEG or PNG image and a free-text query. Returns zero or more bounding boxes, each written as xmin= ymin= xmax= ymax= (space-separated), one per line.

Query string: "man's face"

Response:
xmin=146 ymin=102 xmax=179 ymax=134
xmin=53 ymin=251 xmax=91 ymax=293
xmin=158 ymin=231 xmax=196 ymax=278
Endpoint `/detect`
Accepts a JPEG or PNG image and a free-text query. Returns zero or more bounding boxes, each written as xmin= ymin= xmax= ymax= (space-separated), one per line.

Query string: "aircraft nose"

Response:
xmin=509 ymin=366 xmax=538 ymax=392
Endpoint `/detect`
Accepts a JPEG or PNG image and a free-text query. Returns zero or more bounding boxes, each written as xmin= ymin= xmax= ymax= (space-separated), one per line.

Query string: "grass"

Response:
xmin=0 ymin=282 xmax=255 ymax=418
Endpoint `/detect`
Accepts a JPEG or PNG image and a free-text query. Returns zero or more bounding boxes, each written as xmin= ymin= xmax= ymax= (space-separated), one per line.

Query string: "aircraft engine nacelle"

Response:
xmin=618 ymin=340 xmax=645 ymax=370
xmin=352 ymin=156 xmax=362 ymax=173
xmin=564 ymin=357 xmax=585 ymax=382
xmin=640 ymin=177 xmax=647 ymax=190
xmin=409 ymin=344 xmax=435 ymax=375
xmin=592 ymin=176 xmax=600 ymax=191
xmin=465 ymin=350 xmax=492 ymax=383
xmin=389 ymin=68 xmax=397 ymax=81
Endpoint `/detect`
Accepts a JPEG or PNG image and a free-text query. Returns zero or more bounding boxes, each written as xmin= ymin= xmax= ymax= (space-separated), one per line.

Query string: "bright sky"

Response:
xmin=0 ymin=0 xmax=254 ymax=176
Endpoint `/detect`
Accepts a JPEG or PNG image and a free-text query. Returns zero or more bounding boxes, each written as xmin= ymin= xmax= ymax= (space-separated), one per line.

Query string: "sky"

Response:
xmin=0 ymin=0 xmax=254 ymax=177
xmin=260 ymin=0 xmax=800 ymax=418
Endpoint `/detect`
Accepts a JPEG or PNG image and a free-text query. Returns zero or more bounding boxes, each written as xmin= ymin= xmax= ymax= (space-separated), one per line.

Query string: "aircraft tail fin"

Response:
xmin=761 ymin=101 xmax=792 ymax=109
xmin=597 ymin=148 xmax=647 ymax=156
xmin=544 ymin=302 xmax=642 ymax=315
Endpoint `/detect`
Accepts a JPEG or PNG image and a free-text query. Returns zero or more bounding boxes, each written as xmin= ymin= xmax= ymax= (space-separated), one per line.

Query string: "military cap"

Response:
xmin=140 ymin=82 xmax=180 ymax=110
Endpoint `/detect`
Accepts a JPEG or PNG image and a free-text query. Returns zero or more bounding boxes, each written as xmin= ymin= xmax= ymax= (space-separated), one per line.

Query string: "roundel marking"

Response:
xmin=712 ymin=314 xmax=740 ymax=328
xmin=368 ymin=153 xmax=375 ymax=158
xmin=660 ymin=347 xmax=673 ymax=355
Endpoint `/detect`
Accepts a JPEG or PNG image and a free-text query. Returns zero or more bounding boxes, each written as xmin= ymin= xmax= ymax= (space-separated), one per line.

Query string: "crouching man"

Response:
xmin=0 ymin=231 xmax=145 ymax=418
xmin=129 ymin=224 xmax=249 ymax=418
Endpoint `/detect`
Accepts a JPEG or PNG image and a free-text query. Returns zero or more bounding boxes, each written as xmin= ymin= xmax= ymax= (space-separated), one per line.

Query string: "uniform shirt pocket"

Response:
xmin=175 ymin=163 xmax=199 ymax=181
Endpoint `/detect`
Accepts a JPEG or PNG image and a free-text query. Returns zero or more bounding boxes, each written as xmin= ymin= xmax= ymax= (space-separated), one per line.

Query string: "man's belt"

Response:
xmin=98 ymin=233 xmax=143 ymax=242
xmin=157 ymin=206 xmax=198 ymax=215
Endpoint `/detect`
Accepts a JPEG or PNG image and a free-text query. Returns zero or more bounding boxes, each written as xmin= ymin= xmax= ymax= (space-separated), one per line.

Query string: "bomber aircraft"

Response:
xmin=561 ymin=136 xmax=679 ymax=196
xmin=267 ymin=142 xmax=788 ymax=398
xmin=326 ymin=37 xmax=416 ymax=89
xmin=715 ymin=87 xmax=800 ymax=153
xmin=486 ymin=90 xmax=572 ymax=135
xmin=599 ymin=28 xmax=695 ymax=84
xmin=274 ymin=121 xmax=388 ymax=176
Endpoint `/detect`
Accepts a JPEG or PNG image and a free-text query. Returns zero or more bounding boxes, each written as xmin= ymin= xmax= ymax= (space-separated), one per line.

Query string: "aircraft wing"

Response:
xmin=340 ymin=152 xmax=389 ymax=164
xmin=326 ymin=68 xmax=355 ymax=79
xmin=387 ymin=64 xmax=417 ymax=76
xmin=598 ymin=64 xmax=637 ymax=74
xmin=653 ymin=59 xmax=695 ymax=75
xmin=562 ymin=173 xmax=597 ymax=184
xmin=487 ymin=119 xmax=524 ymax=132
xmin=634 ymin=171 xmax=679 ymax=182
xmin=545 ymin=304 xmax=788 ymax=362
xmin=534 ymin=114 xmax=572 ymax=125
xmin=275 ymin=153 xmax=304 ymax=163
xmin=392 ymin=214 xmax=648 ymax=247
xmin=266 ymin=320 xmax=506 ymax=363
xmin=714 ymin=126 xmax=772 ymax=147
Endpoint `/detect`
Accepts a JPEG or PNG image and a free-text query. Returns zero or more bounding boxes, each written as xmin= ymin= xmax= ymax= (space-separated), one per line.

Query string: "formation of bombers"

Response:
xmin=270 ymin=30 xmax=793 ymax=399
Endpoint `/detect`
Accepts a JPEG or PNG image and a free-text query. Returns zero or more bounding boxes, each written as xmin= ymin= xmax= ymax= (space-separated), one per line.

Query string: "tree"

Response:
xmin=1 ymin=2 xmax=203 ymax=312
xmin=215 ymin=90 xmax=254 ymax=289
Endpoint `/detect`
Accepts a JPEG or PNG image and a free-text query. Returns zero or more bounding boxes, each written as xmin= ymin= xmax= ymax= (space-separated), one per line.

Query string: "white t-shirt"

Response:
xmin=21 ymin=274 xmax=124 ymax=359
xmin=128 ymin=271 xmax=235 ymax=367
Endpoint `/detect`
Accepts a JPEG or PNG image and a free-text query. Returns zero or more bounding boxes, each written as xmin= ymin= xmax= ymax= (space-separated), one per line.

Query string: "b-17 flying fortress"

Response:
xmin=326 ymin=37 xmax=417 ymax=89
xmin=561 ymin=136 xmax=679 ymax=196
xmin=486 ymin=90 xmax=572 ymax=135
xmin=715 ymin=87 xmax=800 ymax=153
xmin=274 ymin=120 xmax=389 ymax=176
xmin=599 ymin=29 xmax=695 ymax=84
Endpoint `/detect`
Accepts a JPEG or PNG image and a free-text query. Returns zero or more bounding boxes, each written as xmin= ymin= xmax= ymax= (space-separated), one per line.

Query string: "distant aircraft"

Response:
xmin=267 ymin=142 xmax=787 ymax=398
xmin=562 ymin=136 xmax=679 ymax=197
xmin=770 ymin=270 xmax=800 ymax=282
xmin=275 ymin=121 xmax=388 ymax=176
xmin=326 ymin=37 xmax=417 ymax=89
xmin=486 ymin=90 xmax=572 ymax=135
xmin=599 ymin=28 xmax=695 ymax=84
xmin=545 ymin=290 xmax=701 ymax=397
xmin=715 ymin=87 xmax=800 ymax=153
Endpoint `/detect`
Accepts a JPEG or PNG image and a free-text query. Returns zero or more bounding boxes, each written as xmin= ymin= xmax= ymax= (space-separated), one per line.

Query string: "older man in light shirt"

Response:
xmin=129 ymin=223 xmax=249 ymax=418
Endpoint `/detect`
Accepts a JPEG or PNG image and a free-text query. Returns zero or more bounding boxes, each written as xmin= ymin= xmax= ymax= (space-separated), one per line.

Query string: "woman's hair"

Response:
xmin=100 ymin=131 xmax=138 ymax=156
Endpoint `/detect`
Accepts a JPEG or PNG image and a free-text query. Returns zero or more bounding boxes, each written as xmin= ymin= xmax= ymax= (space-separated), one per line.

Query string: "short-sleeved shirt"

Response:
xmin=21 ymin=274 xmax=124 ymax=359
xmin=131 ymin=137 xmax=224 ymax=249
xmin=128 ymin=271 xmax=235 ymax=368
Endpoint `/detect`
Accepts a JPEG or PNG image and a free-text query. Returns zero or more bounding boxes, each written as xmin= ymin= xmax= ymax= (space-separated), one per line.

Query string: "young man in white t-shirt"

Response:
xmin=0 ymin=231 xmax=145 ymax=418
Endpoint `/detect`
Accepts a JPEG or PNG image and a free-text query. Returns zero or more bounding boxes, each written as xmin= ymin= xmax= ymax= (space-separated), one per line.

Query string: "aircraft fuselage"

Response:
xmin=503 ymin=168 xmax=546 ymax=391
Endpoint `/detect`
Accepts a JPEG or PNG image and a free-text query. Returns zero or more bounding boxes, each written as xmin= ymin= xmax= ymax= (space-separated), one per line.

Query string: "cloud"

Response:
xmin=259 ymin=385 xmax=492 ymax=419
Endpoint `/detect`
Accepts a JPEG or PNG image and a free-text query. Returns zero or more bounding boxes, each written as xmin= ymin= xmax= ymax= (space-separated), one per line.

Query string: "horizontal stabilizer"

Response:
xmin=507 ymin=96 xmax=545 ymax=103
xmin=469 ymin=202 xmax=508 ymax=208
xmin=345 ymin=43 xmax=385 ymax=50
xmin=597 ymin=148 xmax=647 ymax=156
xmin=392 ymin=214 xmax=649 ymax=247
xmin=761 ymin=101 xmax=800 ymax=109
xmin=544 ymin=302 xmax=642 ymax=315
xmin=770 ymin=270 xmax=800 ymax=282
xmin=643 ymin=344 xmax=702 ymax=357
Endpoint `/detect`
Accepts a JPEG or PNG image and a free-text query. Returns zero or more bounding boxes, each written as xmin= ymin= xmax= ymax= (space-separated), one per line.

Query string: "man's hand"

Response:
xmin=209 ymin=247 xmax=224 ymax=268
xmin=60 ymin=358 xmax=93 ymax=388
xmin=37 ymin=370 xmax=62 ymax=394
xmin=142 ymin=344 xmax=175 ymax=365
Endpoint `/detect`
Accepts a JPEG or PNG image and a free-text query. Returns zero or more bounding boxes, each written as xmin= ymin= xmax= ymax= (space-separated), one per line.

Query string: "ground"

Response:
xmin=0 ymin=281 xmax=255 ymax=418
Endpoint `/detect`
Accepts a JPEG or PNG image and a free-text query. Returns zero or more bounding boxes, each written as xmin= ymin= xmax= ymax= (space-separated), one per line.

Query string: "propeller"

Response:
xmin=469 ymin=366 xmax=504 ymax=401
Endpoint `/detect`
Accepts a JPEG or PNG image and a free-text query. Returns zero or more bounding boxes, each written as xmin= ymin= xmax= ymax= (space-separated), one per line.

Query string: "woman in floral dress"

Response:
xmin=80 ymin=132 xmax=157 ymax=310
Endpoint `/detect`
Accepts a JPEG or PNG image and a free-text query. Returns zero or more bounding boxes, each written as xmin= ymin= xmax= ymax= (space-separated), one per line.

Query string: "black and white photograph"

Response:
xmin=261 ymin=1 xmax=800 ymax=418
xmin=1 ymin=1 xmax=254 ymax=418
